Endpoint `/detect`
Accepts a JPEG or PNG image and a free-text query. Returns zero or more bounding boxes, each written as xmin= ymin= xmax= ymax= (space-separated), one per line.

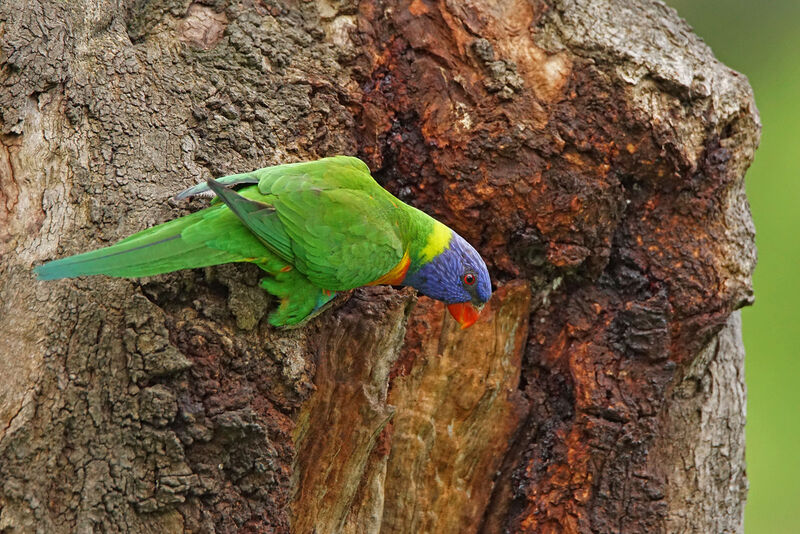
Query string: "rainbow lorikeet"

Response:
xmin=35 ymin=156 xmax=491 ymax=328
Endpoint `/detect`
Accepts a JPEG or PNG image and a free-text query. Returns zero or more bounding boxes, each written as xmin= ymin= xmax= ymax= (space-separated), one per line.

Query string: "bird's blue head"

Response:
xmin=403 ymin=229 xmax=492 ymax=328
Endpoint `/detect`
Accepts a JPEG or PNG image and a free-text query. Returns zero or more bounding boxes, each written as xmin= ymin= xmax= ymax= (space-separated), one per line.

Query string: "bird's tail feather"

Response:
xmin=34 ymin=207 xmax=246 ymax=280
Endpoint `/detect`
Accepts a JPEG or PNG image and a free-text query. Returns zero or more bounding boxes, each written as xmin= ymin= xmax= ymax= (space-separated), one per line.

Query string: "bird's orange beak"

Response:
xmin=447 ymin=302 xmax=481 ymax=329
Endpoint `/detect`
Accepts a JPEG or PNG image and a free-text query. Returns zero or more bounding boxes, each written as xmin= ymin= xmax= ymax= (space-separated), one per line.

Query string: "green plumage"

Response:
xmin=35 ymin=156 xmax=435 ymax=326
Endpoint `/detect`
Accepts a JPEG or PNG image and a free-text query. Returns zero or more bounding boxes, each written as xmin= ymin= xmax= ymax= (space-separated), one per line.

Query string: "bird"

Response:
xmin=35 ymin=156 xmax=492 ymax=328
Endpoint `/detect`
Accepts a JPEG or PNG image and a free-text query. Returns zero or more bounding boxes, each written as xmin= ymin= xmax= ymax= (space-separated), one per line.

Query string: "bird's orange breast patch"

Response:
xmin=368 ymin=250 xmax=411 ymax=286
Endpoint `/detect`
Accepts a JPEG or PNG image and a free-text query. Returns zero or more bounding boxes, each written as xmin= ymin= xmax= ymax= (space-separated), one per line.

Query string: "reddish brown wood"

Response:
xmin=350 ymin=1 xmax=757 ymax=531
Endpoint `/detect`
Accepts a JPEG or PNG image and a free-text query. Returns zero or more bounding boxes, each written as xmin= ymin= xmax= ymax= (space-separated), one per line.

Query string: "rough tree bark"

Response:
xmin=0 ymin=0 xmax=758 ymax=533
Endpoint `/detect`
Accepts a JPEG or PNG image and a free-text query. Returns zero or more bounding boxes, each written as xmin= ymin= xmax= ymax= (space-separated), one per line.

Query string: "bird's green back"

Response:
xmin=213 ymin=156 xmax=435 ymax=290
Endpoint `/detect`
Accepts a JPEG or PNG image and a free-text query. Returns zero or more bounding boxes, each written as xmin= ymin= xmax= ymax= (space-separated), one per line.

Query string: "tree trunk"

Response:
xmin=0 ymin=0 xmax=758 ymax=532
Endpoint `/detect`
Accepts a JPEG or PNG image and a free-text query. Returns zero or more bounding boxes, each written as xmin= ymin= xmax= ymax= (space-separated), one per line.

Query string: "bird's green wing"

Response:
xmin=203 ymin=157 xmax=406 ymax=290
xmin=273 ymin=187 xmax=405 ymax=290
xmin=171 ymin=156 xmax=406 ymax=290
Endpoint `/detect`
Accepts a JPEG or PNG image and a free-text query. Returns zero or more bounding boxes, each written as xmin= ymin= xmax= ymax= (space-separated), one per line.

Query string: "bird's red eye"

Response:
xmin=463 ymin=273 xmax=476 ymax=286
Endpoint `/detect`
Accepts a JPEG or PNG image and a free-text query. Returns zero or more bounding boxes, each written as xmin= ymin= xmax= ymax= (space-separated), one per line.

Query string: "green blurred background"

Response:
xmin=666 ymin=1 xmax=800 ymax=532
